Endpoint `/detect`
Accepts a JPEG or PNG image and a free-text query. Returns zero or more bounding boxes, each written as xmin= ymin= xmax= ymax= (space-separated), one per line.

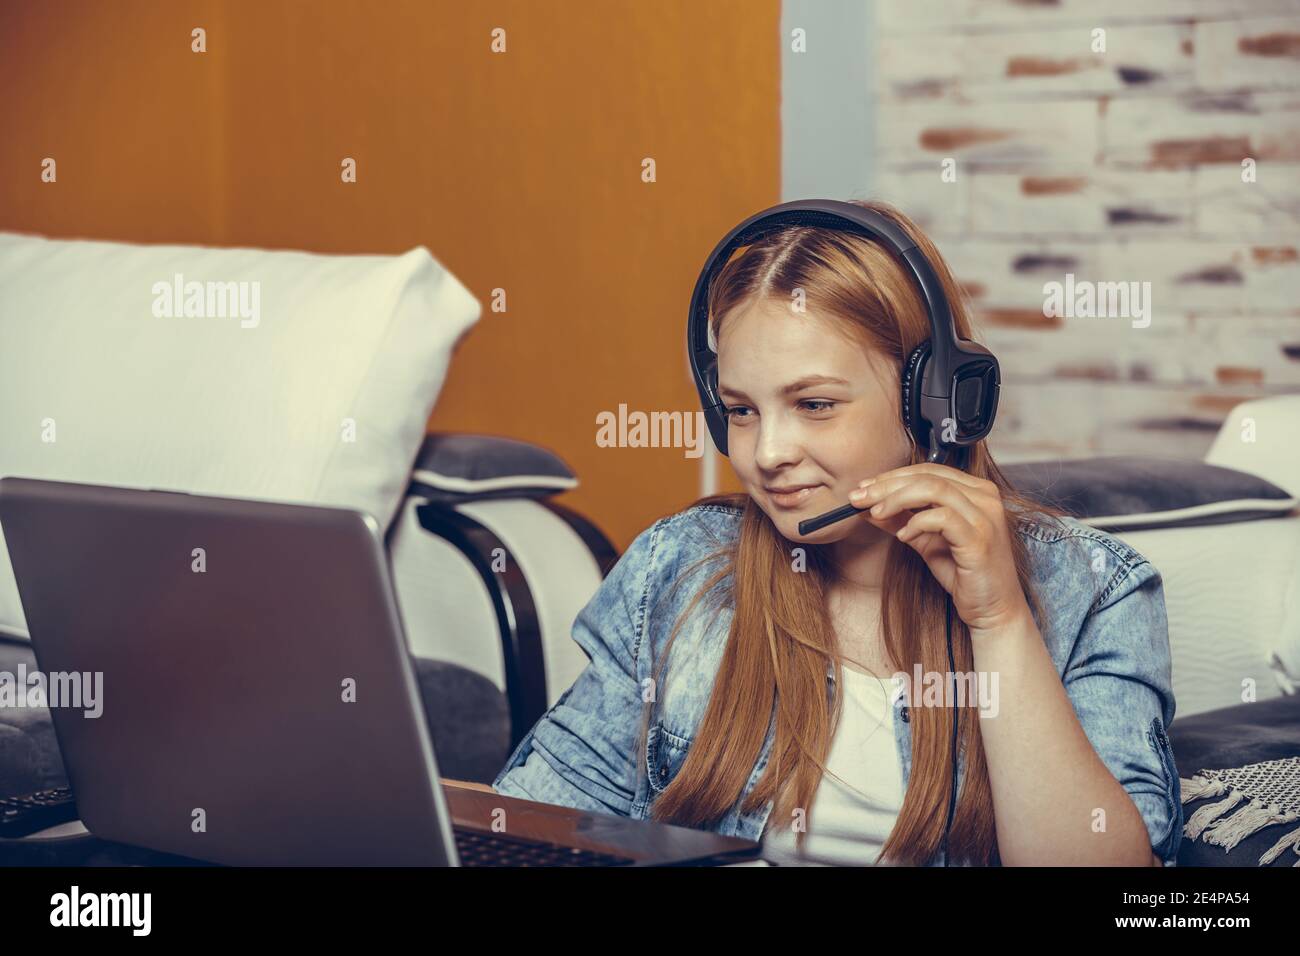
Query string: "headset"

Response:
xmin=686 ymin=198 xmax=1001 ymax=866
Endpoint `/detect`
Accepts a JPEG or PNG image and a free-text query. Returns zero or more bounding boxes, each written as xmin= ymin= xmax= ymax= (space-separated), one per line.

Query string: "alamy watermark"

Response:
xmin=595 ymin=405 xmax=708 ymax=459
xmin=890 ymin=665 xmax=999 ymax=719
xmin=0 ymin=664 xmax=102 ymax=718
xmin=1042 ymin=273 xmax=1151 ymax=329
xmin=50 ymin=885 xmax=150 ymax=935
xmin=151 ymin=274 xmax=261 ymax=328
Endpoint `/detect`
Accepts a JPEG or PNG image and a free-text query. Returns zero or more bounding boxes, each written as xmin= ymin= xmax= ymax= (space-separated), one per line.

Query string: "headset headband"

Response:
xmin=687 ymin=198 xmax=999 ymax=464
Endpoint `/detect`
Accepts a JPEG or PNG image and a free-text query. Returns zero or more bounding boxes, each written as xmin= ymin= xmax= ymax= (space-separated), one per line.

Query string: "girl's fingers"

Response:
xmin=847 ymin=485 xmax=911 ymax=534
xmin=859 ymin=462 xmax=998 ymax=498
xmin=852 ymin=475 xmax=987 ymax=531
xmin=896 ymin=506 xmax=979 ymax=551
xmin=858 ymin=503 xmax=913 ymax=536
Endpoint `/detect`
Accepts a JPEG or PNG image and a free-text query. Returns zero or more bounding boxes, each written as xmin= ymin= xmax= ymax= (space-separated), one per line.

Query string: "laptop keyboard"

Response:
xmin=453 ymin=826 xmax=635 ymax=866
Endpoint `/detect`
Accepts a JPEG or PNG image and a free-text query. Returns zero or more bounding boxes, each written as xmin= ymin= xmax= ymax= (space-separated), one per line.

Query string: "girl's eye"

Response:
xmin=724 ymin=401 xmax=835 ymax=419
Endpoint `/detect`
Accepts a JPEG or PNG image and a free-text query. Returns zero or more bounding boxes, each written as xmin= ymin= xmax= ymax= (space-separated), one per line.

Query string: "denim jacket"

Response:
xmin=493 ymin=502 xmax=1183 ymax=866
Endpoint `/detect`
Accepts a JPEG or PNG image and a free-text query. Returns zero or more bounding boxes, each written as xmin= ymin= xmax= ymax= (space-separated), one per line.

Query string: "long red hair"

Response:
xmin=641 ymin=200 xmax=1064 ymax=865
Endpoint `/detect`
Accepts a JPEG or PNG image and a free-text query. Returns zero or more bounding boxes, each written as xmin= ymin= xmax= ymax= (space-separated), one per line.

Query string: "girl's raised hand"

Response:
xmin=848 ymin=463 xmax=1031 ymax=634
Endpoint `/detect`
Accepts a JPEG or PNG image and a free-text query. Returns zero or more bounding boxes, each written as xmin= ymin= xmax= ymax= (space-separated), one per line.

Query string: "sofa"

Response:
xmin=1 ymin=231 xmax=1297 ymax=866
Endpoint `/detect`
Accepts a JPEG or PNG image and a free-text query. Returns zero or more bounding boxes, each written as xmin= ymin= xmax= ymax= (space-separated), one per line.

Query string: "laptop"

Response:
xmin=0 ymin=476 xmax=761 ymax=867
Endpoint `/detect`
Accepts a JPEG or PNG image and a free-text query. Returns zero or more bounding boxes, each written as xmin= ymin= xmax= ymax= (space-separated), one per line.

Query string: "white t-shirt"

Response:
xmin=759 ymin=664 xmax=904 ymax=866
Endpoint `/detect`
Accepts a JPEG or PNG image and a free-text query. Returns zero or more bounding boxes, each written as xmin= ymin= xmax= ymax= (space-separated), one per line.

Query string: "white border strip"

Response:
xmin=1084 ymin=497 xmax=1298 ymax=529
xmin=409 ymin=470 xmax=578 ymax=494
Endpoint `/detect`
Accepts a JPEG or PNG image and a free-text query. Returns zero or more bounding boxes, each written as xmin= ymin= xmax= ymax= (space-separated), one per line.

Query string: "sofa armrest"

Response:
xmin=389 ymin=437 xmax=617 ymax=753
xmin=1000 ymin=453 xmax=1300 ymax=718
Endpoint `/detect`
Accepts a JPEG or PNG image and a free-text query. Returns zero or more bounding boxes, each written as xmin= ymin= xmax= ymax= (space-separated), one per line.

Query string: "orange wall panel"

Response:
xmin=0 ymin=0 xmax=776 ymax=549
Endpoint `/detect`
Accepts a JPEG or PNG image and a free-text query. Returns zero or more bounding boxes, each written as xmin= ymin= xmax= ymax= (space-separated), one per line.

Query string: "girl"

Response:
xmin=491 ymin=199 xmax=1182 ymax=867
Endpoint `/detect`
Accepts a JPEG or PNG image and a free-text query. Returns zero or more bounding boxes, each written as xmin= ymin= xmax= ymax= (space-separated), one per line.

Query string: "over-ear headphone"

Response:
xmin=687 ymin=199 xmax=992 ymax=866
xmin=687 ymin=198 xmax=1000 ymax=469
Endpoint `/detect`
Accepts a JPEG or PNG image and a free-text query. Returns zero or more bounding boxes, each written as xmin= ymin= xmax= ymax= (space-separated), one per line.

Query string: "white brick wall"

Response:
xmin=869 ymin=0 xmax=1300 ymax=462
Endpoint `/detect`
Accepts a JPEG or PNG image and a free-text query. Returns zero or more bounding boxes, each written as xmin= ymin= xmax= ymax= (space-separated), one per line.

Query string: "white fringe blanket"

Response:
xmin=1180 ymin=756 xmax=1300 ymax=866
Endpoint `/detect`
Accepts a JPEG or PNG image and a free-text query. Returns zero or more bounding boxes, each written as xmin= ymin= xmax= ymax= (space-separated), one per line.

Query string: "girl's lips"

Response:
xmin=768 ymin=485 xmax=819 ymax=508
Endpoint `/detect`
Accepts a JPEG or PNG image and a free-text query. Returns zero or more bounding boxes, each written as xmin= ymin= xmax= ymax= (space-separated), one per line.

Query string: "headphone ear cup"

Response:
xmin=900 ymin=340 xmax=930 ymax=447
xmin=705 ymin=368 xmax=729 ymax=457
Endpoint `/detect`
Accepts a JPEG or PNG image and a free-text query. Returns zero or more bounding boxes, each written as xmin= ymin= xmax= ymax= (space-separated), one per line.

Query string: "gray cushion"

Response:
xmin=410 ymin=657 xmax=510 ymax=783
xmin=1002 ymin=456 xmax=1296 ymax=532
xmin=408 ymin=432 xmax=577 ymax=504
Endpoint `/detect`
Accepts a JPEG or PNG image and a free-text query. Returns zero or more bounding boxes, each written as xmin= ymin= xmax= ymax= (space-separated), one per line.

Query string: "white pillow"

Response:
xmin=0 ymin=231 xmax=481 ymax=639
